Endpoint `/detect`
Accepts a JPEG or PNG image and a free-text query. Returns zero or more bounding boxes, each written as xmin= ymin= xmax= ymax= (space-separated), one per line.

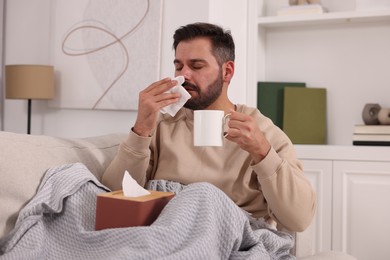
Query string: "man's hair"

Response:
xmin=173 ymin=22 xmax=235 ymax=66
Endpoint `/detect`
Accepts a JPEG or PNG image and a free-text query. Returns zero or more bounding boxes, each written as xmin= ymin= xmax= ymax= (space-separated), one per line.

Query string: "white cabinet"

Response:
xmin=333 ymin=160 xmax=390 ymax=260
xmin=295 ymin=145 xmax=390 ymax=260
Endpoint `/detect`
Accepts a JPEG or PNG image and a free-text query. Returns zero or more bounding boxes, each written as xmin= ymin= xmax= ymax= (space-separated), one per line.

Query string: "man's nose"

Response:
xmin=179 ymin=65 xmax=192 ymax=80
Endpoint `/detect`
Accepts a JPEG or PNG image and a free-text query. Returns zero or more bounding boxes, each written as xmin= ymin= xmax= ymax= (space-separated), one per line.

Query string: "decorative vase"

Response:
xmin=362 ymin=103 xmax=381 ymax=125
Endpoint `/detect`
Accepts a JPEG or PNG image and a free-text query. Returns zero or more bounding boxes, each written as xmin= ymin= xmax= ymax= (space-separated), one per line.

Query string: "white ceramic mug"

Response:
xmin=194 ymin=110 xmax=230 ymax=146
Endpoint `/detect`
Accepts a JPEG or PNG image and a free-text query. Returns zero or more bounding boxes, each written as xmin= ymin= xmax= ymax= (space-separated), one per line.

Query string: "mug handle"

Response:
xmin=223 ymin=113 xmax=231 ymax=137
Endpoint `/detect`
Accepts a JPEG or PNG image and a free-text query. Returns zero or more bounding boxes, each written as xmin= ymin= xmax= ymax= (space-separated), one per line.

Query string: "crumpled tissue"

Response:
xmin=160 ymin=76 xmax=191 ymax=117
xmin=122 ymin=171 xmax=150 ymax=197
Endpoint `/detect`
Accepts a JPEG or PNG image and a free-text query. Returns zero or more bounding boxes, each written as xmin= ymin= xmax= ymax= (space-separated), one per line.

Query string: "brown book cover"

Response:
xmin=95 ymin=190 xmax=175 ymax=230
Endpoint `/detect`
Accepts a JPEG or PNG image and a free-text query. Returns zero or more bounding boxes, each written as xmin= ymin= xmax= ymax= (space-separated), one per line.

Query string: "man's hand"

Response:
xmin=225 ymin=110 xmax=271 ymax=164
xmin=133 ymin=78 xmax=181 ymax=137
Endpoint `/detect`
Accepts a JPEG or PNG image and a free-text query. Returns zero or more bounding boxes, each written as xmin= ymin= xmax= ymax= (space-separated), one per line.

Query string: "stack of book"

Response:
xmin=353 ymin=125 xmax=390 ymax=146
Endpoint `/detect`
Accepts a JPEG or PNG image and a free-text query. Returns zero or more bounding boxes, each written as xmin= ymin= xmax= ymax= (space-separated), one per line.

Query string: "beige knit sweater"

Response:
xmin=103 ymin=104 xmax=316 ymax=232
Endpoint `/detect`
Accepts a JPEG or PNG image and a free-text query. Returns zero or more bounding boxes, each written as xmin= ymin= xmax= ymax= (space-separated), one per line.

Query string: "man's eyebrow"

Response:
xmin=190 ymin=59 xmax=207 ymax=64
xmin=173 ymin=59 xmax=207 ymax=64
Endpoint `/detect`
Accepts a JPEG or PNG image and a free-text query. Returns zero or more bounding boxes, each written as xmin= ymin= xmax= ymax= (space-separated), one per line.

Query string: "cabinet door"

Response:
xmin=295 ymin=159 xmax=332 ymax=257
xmin=333 ymin=161 xmax=390 ymax=260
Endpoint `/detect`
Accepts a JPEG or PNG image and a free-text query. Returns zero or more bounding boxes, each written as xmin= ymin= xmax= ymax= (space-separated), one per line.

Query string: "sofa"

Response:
xmin=0 ymin=131 xmax=356 ymax=259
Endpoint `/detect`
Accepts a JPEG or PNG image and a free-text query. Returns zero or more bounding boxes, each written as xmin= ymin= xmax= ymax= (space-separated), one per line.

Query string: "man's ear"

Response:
xmin=223 ymin=61 xmax=235 ymax=83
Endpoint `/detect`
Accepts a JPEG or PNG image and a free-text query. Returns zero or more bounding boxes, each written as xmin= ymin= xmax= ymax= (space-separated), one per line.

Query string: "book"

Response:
xmin=354 ymin=125 xmax=390 ymax=135
xmin=257 ymin=81 xmax=306 ymax=129
xmin=277 ymin=4 xmax=326 ymax=16
xmin=352 ymin=134 xmax=390 ymax=142
xmin=353 ymin=141 xmax=390 ymax=146
xmin=283 ymin=87 xmax=327 ymax=144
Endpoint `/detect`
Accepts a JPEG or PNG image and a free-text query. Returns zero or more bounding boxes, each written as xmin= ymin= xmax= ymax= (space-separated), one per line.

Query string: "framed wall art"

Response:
xmin=50 ymin=0 xmax=163 ymax=110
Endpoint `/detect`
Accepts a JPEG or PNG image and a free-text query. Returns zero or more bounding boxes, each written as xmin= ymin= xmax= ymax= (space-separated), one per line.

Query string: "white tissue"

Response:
xmin=122 ymin=171 xmax=150 ymax=197
xmin=160 ymin=76 xmax=191 ymax=117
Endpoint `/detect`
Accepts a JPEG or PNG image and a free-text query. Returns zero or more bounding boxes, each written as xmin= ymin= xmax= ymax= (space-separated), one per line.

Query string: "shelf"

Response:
xmin=295 ymin=144 xmax=390 ymax=162
xmin=257 ymin=9 xmax=390 ymax=28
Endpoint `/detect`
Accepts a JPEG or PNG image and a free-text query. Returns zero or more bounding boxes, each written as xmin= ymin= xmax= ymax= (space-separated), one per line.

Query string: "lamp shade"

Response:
xmin=5 ymin=65 xmax=55 ymax=100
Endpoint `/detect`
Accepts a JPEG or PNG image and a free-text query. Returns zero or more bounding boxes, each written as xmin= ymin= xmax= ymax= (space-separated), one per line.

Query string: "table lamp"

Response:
xmin=5 ymin=65 xmax=55 ymax=134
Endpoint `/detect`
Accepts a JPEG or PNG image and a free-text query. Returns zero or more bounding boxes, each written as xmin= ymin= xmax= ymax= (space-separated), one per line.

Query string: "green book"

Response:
xmin=257 ymin=82 xmax=306 ymax=129
xmin=283 ymin=87 xmax=327 ymax=144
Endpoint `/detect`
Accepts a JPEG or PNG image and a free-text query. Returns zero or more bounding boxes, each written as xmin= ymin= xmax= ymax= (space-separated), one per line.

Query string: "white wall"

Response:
xmin=7 ymin=0 xmax=388 ymax=145
xmin=3 ymin=0 xmax=249 ymax=137
xmin=0 ymin=0 xmax=4 ymax=131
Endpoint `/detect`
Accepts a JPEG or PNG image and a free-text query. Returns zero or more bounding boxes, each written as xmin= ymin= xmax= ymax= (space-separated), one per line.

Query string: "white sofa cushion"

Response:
xmin=0 ymin=131 xmax=127 ymax=239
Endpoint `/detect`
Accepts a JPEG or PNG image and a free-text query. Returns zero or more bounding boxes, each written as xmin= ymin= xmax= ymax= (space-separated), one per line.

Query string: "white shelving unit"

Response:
xmin=247 ymin=0 xmax=390 ymax=145
xmin=257 ymin=9 xmax=390 ymax=27
xmin=247 ymin=1 xmax=390 ymax=258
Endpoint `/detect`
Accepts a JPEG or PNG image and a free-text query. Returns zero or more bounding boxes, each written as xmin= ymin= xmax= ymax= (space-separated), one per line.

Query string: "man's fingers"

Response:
xmin=143 ymin=78 xmax=177 ymax=95
xmin=158 ymin=97 xmax=180 ymax=109
xmin=229 ymin=110 xmax=250 ymax=122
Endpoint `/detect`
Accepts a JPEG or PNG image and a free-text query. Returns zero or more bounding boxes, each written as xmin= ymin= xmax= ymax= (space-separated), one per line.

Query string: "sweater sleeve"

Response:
xmin=102 ymin=130 xmax=153 ymax=190
xmin=252 ymin=139 xmax=316 ymax=232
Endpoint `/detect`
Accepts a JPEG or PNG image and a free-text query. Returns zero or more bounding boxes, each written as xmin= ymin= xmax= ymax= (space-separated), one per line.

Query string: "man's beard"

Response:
xmin=183 ymin=70 xmax=223 ymax=110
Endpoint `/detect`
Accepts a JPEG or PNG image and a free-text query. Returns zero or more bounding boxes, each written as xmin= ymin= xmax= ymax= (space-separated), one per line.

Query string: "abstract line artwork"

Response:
xmin=50 ymin=0 xmax=162 ymax=110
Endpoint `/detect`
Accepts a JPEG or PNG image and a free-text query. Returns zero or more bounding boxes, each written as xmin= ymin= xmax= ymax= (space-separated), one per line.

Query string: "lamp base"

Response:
xmin=27 ymin=99 xmax=31 ymax=135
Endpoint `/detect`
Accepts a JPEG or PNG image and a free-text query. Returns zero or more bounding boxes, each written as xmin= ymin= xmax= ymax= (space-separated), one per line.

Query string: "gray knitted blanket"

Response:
xmin=0 ymin=163 xmax=295 ymax=260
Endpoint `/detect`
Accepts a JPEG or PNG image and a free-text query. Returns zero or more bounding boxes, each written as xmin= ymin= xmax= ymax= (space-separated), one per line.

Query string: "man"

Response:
xmin=102 ymin=22 xmax=315 ymax=232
